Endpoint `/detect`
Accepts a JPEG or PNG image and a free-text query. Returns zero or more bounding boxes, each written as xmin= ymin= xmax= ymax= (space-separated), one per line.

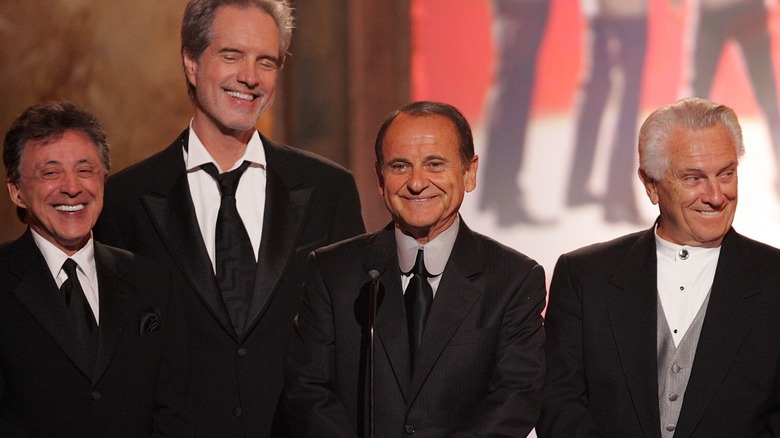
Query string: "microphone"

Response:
xmin=363 ymin=249 xmax=386 ymax=438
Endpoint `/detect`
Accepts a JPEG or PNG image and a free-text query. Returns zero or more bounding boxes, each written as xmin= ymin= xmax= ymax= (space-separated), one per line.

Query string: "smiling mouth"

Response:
xmin=55 ymin=204 xmax=85 ymax=212
xmin=225 ymin=90 xmax=257 ymax=101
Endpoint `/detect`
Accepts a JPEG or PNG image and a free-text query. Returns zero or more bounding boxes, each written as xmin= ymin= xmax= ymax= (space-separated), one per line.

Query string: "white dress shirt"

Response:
xmin=184 ymin=124 xmax=267 ymax=272
xmin=396 ymin=217 xmax=460 ymax=297
xmin=33 ymin=229 xmax=100 ymax=324
xmin=655 ymin=231 xmax=720 ymax=346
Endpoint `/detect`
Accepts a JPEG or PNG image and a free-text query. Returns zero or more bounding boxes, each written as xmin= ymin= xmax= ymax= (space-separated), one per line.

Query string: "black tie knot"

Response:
xmin=202 ymin=161 xmax=251 ymax=198
xmin=410 ymin=248 xmax=430 ymax=277
xmin=62 ymin=258 xmax=79 ymax=306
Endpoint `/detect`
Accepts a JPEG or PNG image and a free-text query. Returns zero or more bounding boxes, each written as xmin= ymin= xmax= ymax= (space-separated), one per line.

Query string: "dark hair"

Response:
xmin=3 ymin=100 xmax=109 ymax=222
xmin=181 ymin=0 xmax=294 ymax=101
xmin=374 ymin=101 xmax=475 ymax=169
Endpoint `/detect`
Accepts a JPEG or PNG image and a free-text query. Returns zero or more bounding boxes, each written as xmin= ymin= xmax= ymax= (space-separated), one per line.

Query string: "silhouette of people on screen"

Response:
xmin=479 ymin=0 xmax=551 ymax=226
xmin=566 ymin=0 xmax=648 ymax=225
xmin=688 ymin=0 xmax=780 ymax=193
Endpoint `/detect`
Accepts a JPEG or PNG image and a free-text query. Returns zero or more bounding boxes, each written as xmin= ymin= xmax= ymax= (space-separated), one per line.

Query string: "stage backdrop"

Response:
xmin=411 ymin=0 xmax=780 ymax=275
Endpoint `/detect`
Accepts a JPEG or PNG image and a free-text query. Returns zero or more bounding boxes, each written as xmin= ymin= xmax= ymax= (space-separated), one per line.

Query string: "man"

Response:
xmin=688 ymin=0 xmax=780 ymax=195
xmin=479 ymin=0 xmax=550 ymax=225
xmin=98 ymin=0 xmax=364 ymax=436
xmin=539 ymin=97 xmax=780 ymax=437
xmin=284 ymin=101 xmax=546 ymax=436
xmin=0 ymin=101 xmax=190 ymax=435
xmin=566 ymin=0 xmax=648 ymax=224
xmin=94 ymin=0 xmax=365 ymax=435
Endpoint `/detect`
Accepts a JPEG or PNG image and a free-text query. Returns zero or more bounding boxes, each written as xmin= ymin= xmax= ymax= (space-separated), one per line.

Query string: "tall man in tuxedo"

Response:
xmin=94 ymin=0 xmax=365 ymax=435
xmin=284 ymin=101 xmax=547 ymax=436
xmin=539 ymin=97 xmax=780 ymax=437
xmin=0 ymin=101 xmax=190 ymax=436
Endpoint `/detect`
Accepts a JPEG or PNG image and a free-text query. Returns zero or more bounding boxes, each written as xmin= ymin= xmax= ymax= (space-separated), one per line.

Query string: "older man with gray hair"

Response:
xmin=540 ymin=97 xmax=780 ymax=437
xmin=94 ymin=0 xmax=365 ymax=435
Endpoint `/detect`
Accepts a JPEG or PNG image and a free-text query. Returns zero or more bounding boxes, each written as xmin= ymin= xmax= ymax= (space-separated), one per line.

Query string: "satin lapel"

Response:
xmin=674 ymin=231 xmax=757 ymax=437
xmin=607 ymin=229 xmax=662 ymax=438
xmin=244 ymin=165 xmax=312 ymax=336
xmin=408 ymin=224 xmax=482 ymax=402
xmin=91 ymin=244 xmax=132 ymax=383
xmin=372 ymin=229 xmax=413 ymax=402
xmin=9 ymin=232 xmax=93 ymax=379
xmin=141 ymin=149 xmax=233 ymax=339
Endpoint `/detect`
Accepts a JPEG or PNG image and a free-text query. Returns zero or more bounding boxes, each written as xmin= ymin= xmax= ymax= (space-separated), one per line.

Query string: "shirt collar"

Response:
xmin=395 ymin=216 xmax=459 ymax=276
xmin=31 ymin=228 xmax=96 ymax=284
xmin=184 ymin=121 xmax=267 ymax=172
xmin=654 ymin=225 xmax=721 ymax=262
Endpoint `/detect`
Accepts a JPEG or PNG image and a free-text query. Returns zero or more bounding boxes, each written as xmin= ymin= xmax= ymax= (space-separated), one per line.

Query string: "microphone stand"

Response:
xmin=367 ymin=269 xmax=380 ymax=438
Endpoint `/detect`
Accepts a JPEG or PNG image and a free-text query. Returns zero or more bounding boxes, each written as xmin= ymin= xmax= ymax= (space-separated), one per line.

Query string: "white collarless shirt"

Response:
xmin=184 ymin=124 xmax=267 ymax=271
xmin=655 ymin=231 xmax=720 ymax=347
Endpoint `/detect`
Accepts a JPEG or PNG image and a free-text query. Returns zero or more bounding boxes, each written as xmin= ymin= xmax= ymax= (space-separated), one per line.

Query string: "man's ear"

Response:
xmin=639 ymin=169 xmax=659 ymax=205
xmin=183 ymin=51 xmax=199 ymax=88
xmin=464 ymin=155 xmax=479 ymax=193
xmin=6 ymin=180 xmax=26 ymax=209
xmin=374 ymin=161 xmax=384 ymax=196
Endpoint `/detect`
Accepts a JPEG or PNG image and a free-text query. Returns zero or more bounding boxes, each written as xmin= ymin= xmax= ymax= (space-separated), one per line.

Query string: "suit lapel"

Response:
xmin=371 ymin=229 xmax=413 ymax=402
xmin=141 ymin=133 xmax=234 ymax=338
xmin=674 ymin=231 xmax=757 ymax=437
xmin=607 ymin=228 xmax=662 ymax=438
xmin=407 ymin=223 xmax=483 ymax=403
xmin=243 ymin=138 xmax=313 ymax=337
xmin=9 ymin=231 xmax=95 ymax=380
xmin=91 ymin=243 xmax=132 ymax=383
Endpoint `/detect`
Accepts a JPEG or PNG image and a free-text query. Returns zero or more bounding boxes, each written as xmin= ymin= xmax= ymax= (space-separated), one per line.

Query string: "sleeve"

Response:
xmin=452 ymin=263 xmax=547 ymax=438
xmin=283 ymin=252 xmax=354 ymax=437
xmin=537 ymin=254 xmax=601 ymax=438
xmin=151 ymin=268 xmax=194 ymax=437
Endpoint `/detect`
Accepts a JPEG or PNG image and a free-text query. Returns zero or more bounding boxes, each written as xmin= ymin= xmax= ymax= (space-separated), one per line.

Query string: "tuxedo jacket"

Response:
xmin=284 ymin=221 xmax=547 ymax=437
xmin=539 ymin=226 xmax=780 ymax=437
xmin=94 ymin=130 xmax=365 ymax=436
xmin=0 ymin=230 xmax=190 ymax=437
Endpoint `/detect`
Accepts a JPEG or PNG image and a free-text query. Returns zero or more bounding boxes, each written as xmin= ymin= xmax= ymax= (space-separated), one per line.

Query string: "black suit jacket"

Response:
xmin=539 ymin=226 xmax=780 ymax=437
xmin=284 ymin=221 xmax=547 ymax=437
xmin=95 ymin=130 xmax=365 ymax=436
xmin=0 ymin=230 xmax=190 ymax=437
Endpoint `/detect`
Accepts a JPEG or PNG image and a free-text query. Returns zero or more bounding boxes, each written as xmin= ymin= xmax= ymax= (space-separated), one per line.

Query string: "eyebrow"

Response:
xmin=681 ymin=161 xmax=737 ymax=174
xmin=218 ymin=47 xmax=280 ymax=64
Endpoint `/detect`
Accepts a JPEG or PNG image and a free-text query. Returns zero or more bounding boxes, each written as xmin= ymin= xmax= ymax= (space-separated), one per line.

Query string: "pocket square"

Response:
xmin=139 ymin=307 xmax=161 ymax=335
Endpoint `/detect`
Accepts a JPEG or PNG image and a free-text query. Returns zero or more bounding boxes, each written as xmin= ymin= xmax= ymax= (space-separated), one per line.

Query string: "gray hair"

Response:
xmin=181 ymin=0 xmax=294 ymax=101
xmin=639 ymin=97 xmax=744 ymax=181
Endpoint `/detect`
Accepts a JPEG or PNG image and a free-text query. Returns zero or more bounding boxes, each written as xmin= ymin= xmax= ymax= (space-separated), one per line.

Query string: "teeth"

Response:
xmin=225 ymin=90 xmax=255 ymax=101
xmin=55 ymin=204 xmax=84 ymax=212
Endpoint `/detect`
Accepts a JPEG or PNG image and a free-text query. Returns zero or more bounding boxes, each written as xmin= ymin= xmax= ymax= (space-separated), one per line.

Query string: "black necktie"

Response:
xmin=61 ymin=258 xmax=98 ymax=367
xmin=404 ymin=248 xmax=433 ymax=369
xmin=202 ymin=161 xmax=256 ymax=336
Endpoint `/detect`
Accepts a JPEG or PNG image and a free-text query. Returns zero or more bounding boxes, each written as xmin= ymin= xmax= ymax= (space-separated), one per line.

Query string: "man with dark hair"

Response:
xmin=94 ymin=0 xmax=365 ymax=435
xmin=285 ymin=101 xmax=546 ymax=436
xmin=0 ymin=100 xmax=190 ymax=436
xmin=540 ymin=97 xmax=780 ymax=437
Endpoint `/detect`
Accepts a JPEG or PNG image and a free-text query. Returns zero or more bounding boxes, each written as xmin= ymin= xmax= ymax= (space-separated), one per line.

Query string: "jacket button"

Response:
xmin=91 ymin=390 xmax=101 ymax=400
xmin=233 ymin=407 xmax=243 ymax=417
xmin=237 ymin=347 xmax=247 ymax=357
xmin=404 ymin=424 xmax=415 ymax=434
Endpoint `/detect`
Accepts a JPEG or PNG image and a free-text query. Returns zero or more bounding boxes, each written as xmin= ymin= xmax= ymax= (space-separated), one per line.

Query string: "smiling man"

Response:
xmin=284 ymin=101 xmax=547 ymax=436
xmin=539 ymin=97 xmax=780 ymax=437
xmin=0 ymin=101 xmax=190 ymax=435
xmin=93 ymin=1 xmax=365 ymax=435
